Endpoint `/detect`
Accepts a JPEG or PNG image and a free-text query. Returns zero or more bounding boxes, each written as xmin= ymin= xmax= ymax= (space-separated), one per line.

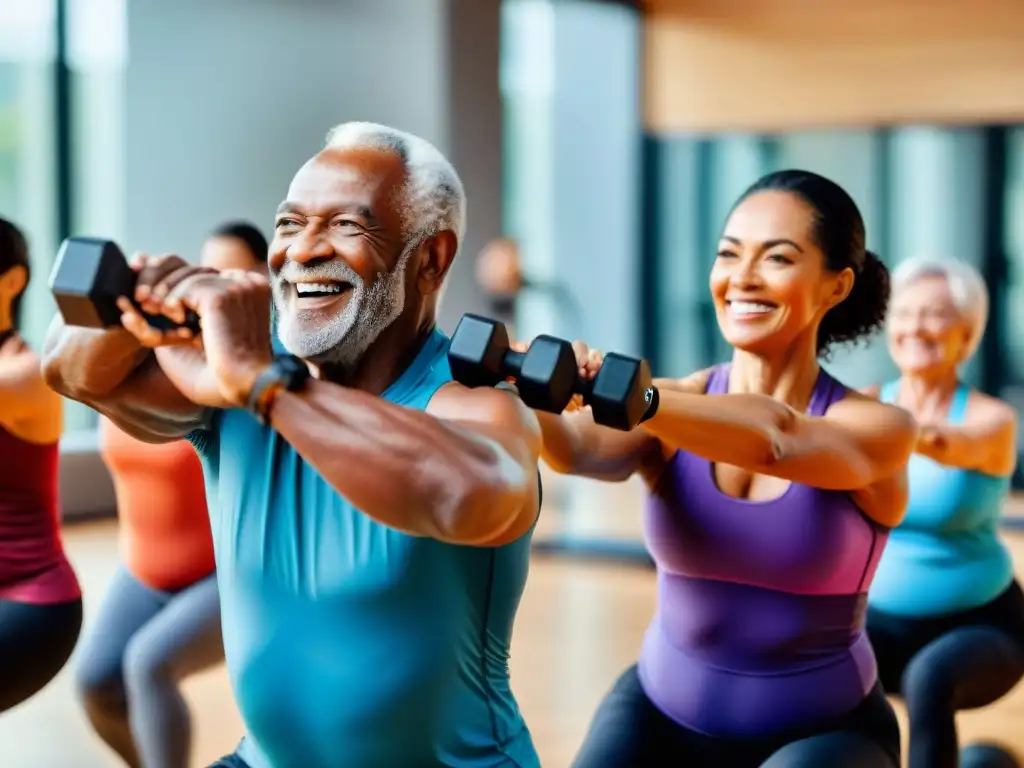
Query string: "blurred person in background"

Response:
xmin=0 ymin=217 xmax=82 ymax=713
xmin=867 ymin=256 xmax=1023 ymax=768
xmin=476 ymin=236 xmax=523 ymax=330
xmin=475 ymin=235 xmax=583 ymax=339
xmin=74 ymin=222 xmax=266 ymax=768
xmin=200 ymin=221 xmax=271 ymax=275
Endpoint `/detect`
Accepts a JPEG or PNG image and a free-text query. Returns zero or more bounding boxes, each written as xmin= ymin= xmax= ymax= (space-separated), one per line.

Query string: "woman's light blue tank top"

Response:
xmin=869 ymin=380 xmax=1013 ymax=618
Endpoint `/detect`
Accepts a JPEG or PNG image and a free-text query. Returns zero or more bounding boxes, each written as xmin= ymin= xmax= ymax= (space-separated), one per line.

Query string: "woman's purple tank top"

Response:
xmin=638 ymin=364 xmax=888 ymax=738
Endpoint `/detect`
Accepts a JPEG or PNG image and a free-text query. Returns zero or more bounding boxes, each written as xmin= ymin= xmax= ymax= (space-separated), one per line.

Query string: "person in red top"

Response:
xmin=74 ymin=222 xmax=267 ymax=768
xmin=0 ymin=217 xmax=82 ymax=712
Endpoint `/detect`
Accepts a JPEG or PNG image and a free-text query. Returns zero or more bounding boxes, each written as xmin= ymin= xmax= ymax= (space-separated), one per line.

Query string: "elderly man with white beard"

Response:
xmin=42 ymin=122 xmax=545 ymax=768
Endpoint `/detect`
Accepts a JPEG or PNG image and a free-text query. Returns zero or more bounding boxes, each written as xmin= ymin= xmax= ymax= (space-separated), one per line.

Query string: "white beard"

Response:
xmin=272 ymin=243 xmax=415 ymax=368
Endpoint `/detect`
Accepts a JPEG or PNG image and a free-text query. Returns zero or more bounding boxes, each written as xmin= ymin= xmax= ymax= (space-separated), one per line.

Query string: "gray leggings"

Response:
xmin=75 ymin=567 xmax=224 ymax=768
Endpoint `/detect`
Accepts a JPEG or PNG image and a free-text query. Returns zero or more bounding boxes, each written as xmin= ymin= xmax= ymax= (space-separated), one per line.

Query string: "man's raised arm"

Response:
xmin=268 ymin=381 xmax=542 ymax=547
xmin=40 ymin=255 xmax=219 ymax=443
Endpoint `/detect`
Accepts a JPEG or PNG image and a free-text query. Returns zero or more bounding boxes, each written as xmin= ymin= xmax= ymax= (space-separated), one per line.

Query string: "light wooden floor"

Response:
xmin=3 ymin=512 xmax=1024 ymax=767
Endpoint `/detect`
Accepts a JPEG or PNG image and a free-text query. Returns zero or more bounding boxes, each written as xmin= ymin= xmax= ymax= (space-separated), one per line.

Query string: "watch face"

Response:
xmin=276 ymin=355 xmax=310 ymax=386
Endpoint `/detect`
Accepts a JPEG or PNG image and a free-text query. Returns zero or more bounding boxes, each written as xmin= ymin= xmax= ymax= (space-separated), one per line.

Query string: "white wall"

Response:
xmin=123 ymin=0 xmax=445 ymax=258
xmin=70 ymin=0 xmax=499 ymax=327
xmin=0 ymin=1 xmax=58 ymax=350
xmin=61 ymin=0 xmax=503 ymax=514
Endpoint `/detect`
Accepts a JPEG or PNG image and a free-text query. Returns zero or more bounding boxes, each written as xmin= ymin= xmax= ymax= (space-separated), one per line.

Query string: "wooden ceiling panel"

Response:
xmin=644 ymin=0 xmax=1024 ymax=132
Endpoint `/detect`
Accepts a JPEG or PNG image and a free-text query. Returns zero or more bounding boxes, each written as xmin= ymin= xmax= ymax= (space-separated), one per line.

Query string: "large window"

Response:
xmin=61 ymin=0 xmax=128 ymax=432
xmin=0 ymin=0 xmax=127 ymax=434
xmin=1003 ymin=128 xmax=1024 ymax=484
xmin=67 ymin=0 xmax=126 ymax=242
xmin=501 ymin=0 xmax=643 ymax=353
xmin=648 ymin=127 xmax=998 ymax=385
xmin=0 ymin=2 xmax=59 ymax=349
xmin=1004 ymin=129 xmax=1024 ymax=388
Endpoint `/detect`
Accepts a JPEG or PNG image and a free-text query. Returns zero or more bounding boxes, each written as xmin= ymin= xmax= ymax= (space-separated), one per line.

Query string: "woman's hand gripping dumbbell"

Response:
xmin=447 ymin=314 xmax=659 ymax=431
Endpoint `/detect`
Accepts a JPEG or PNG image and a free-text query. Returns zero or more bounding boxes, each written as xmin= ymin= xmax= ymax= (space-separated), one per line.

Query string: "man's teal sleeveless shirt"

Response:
xmin=188 ymin=329 xmax=540 ymax=767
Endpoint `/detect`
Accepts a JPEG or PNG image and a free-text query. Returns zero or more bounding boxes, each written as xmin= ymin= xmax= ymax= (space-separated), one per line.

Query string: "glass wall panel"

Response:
xmin=0 ymin=2 xmax=58 ymax=349
xmin=62 ymin=0 xmax=128 ymax=431
xmin=649 ymin=127 xmax=991 ymax=390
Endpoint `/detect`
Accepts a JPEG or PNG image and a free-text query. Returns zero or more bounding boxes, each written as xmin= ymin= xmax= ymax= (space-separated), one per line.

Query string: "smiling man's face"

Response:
xmin=268 ymin=147 xmax=415 ymax=367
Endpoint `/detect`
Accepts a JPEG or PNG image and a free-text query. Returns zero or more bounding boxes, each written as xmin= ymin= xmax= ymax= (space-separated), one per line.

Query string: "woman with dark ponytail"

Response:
xmin=0 ymin=217 xmax=82 ymax=712
xmin=527 ymin=170 xmax=916 ymax=766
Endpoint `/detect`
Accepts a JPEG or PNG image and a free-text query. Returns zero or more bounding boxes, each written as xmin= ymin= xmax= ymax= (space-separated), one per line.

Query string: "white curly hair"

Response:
xmin=324 ymin=121 xmax=466 ymax=253
xmin=891 ymin=255 xmax=989 ymax=360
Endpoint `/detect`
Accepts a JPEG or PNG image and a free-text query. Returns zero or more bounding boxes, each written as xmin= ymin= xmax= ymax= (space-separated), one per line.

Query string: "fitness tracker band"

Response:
xmin=638 ymin=386 xmax=660 ymax=425
xmin=246 ymin=354 xmax=311 ymax=426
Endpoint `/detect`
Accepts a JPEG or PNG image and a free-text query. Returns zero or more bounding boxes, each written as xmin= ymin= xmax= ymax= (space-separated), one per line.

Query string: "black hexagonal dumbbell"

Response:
xmin=448 ymin=314 xmax=658 ymax=431
xmin=579 ymin=353 xmax=657 ymax=432
xmin=48 ymin=237 xmax=200 ymax=332
xmin=448 ymin=313 xmax=578 ymax=413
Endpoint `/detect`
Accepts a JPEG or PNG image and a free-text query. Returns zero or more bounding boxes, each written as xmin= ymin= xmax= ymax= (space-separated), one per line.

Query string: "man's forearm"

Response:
xmin=268 ymin=379 xmax=527 ymax=542
xmin=537 ymin=409 xmax=660 ymax=482
xmin=41 ymin=316 xmax=150 ymax=398
xmin=534 ymin=411 xmax=582 ymax=474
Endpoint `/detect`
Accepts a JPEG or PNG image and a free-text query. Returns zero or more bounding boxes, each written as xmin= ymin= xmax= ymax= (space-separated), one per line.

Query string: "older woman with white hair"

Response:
xmin=866 ymin=256 xmax=1024 ymax=768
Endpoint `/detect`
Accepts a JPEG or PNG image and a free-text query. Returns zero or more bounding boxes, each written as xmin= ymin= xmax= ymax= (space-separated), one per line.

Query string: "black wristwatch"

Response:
xmin=246 ymin=354 xmax=311 ymax=425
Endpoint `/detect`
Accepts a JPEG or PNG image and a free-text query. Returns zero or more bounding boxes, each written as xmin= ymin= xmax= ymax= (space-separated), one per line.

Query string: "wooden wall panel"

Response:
xmin=644 ymin=0 xmax=1024 ymax=133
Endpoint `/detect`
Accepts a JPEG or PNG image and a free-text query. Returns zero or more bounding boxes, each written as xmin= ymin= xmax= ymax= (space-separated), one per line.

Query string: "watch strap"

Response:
xmin=246 ymin=355 xmax=310 ymax=425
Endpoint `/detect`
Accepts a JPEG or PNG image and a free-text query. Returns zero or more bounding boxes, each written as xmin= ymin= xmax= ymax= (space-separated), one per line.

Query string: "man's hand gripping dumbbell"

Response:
xmin=447 ymin=314 xmax=658 ymax=431
xmin=49 ymin=237 xmax=205 ymax=337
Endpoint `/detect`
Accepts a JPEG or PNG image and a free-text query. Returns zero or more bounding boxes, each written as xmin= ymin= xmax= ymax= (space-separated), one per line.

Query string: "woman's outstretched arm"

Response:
xmin=533 ymin=368 xmax=712 ymax=485
xmin=915 ymin=395 xmax=1017 ymax=477
xmin=862 ymin=383 xmax=1016 ymax=477
xmin=641 ymin=388 xmax=917 ymax=524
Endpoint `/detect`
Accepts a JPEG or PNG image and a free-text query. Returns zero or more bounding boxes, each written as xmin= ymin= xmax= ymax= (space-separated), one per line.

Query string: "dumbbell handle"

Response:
xmin=498 ymin=348 xmax=645 ymax=416
xmin=502 ymin=338 xmax=659 ymax=423
xmin=118 ymin=255 xmax=200 ymax=333
xmin=498 ymin=348 xmax=527 ymax=381
xmin=500 ymin=336 xmax=591 ymax=396
xmin=51 ymin=236 xmax=202 ymax=334
xmin=499 ymin=342 xmax=581 ymax=408
xmin=134 ymin=301 xmax=201 ymax=334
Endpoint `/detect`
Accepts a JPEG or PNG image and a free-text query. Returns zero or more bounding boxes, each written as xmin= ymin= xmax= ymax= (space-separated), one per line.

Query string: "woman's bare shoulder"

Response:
xmin=964 ymin=389 xmax=1018 ymax=427
xmin=827 ymin=383 xmax=914 ymax=429
xmin=654 ymin=366 xmax=716 ymax=395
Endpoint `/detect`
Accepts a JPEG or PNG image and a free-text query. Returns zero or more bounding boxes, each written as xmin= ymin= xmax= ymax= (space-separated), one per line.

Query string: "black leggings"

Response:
xmin=206 ymin=754 xmax=250 ymax=768
xmin=0 ymin=597 xmax=83 ymax=713
xmin=571 ymin=665 xmax=900 ymax=767
xmin=868 ymin=581 xmax=1024 ymax=768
